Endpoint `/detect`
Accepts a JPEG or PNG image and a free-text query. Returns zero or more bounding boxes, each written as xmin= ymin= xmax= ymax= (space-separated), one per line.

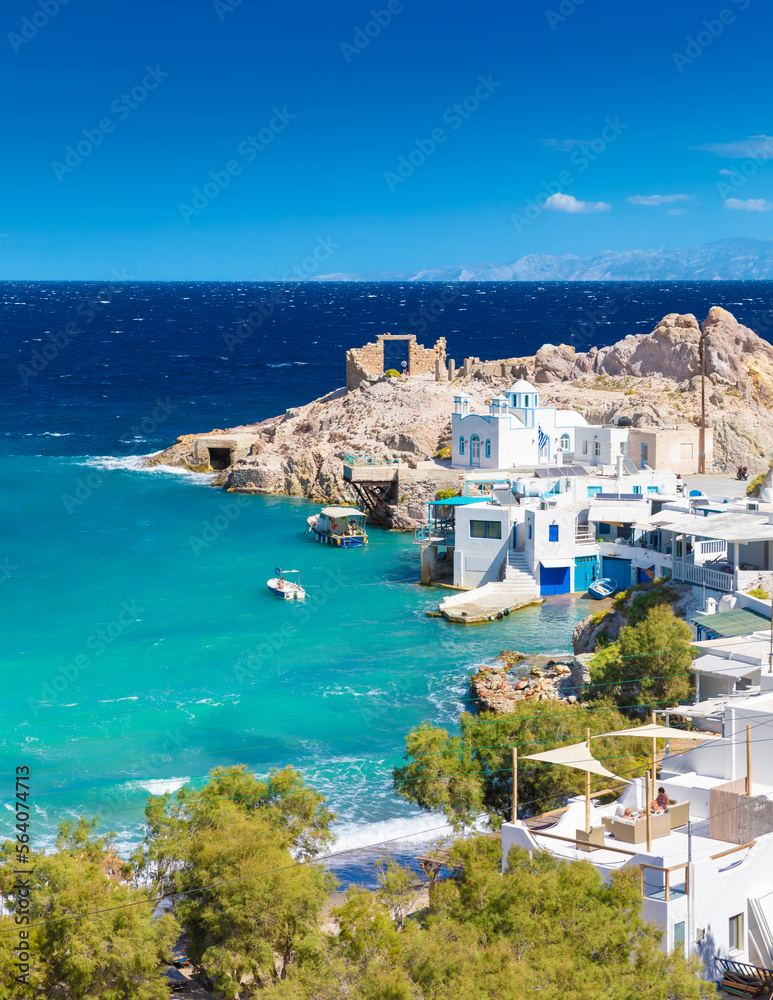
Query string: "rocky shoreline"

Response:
xmin=147 ymin=307 xmax=773 ymax=529
xmin=469 ymin=652 xmax=590 ymax=714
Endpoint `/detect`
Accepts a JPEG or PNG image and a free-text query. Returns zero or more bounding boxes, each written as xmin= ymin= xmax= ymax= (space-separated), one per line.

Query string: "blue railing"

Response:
xmin=343 ymin=453 xmax=401 ymax=467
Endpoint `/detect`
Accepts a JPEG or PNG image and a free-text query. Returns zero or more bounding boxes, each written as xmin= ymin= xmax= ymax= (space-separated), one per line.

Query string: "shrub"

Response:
xmin=436 ymin=488 xmax=460 ymax=500
xmin=627 ymin=583 xmax=679 ymax=625
xmin=747 ymin=470 xmax=768 ymax=497
xmin=434 ymin=445 xmax=452 ymax=459
xmin=384 ymin=369 xmax=401 ymax=377
xmin=747 ymin=587 xmax=770 ymax=600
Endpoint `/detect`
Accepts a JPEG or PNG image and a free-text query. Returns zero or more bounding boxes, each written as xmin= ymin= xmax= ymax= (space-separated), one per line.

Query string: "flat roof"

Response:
xmin=691 ymin=608 xmax=770 ymax=638
xmin=646 ymin=510 xmax=773 ymax=542
xmin=587 ymin=501 xmax=650 ymax=523
xmin=692 ymin=653 xmax=762 ymax=680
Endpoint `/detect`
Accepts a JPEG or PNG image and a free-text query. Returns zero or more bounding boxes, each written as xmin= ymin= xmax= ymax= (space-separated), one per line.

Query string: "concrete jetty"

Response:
xmin=434 ymin=581 xmax=543 ymax=624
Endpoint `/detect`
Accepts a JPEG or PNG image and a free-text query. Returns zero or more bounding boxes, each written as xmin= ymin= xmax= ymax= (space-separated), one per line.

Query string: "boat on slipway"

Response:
xmin=306 ymin=507 xmax=368 ymax=548
xmin=267 ymin=568 xmax=306 ymax=600
xmin=588 ymin=577 xmax=617 ymax=599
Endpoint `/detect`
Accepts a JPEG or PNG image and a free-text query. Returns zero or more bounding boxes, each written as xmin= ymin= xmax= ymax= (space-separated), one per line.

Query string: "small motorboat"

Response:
xmin=307 ymin=507 xmax=368 ymax=547
xmin=589 ymin=577 xmax=617 ymax=599
xmin=267 ymin=568 xmax=306 ymax=600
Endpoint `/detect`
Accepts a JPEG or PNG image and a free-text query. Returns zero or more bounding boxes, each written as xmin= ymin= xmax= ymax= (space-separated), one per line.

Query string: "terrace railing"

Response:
xmin=414 ymin=525 xmax=455 ymax=546
xmin=672 ymin=559 xmax=734 ymax=592
xmin=343 ymin=453 xmax=401 ymax=467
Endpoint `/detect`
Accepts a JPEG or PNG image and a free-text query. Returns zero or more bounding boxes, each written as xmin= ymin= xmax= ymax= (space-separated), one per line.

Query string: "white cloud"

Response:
xmin=724 ymin=198 xmax=773 ymax=212
xmin=666 ymin=208 xmax=687 ymax=216
xmin=693 ymin=135 xmax=773 ymax=159
xmin=544 ymin=192 xmax=611 ymax=214
xmin=718 ymin=168 xmax=736 ymax=176
xmin=627 ymin=194 xmax=689 ymax=206
xmin=541 ymin=138 xmax=592 ymax=151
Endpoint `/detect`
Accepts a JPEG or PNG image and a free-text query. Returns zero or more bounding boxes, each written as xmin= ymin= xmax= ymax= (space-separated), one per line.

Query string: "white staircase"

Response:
xmin=437 ymin=550 xmax=541 ymax=622
xmin=504 ymin=551 xmax=540 ymax=598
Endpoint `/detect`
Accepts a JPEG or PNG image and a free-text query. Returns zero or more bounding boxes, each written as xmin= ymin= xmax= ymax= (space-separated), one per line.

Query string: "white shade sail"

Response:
xmin=592 ymin=724 xmax=720 ymax=741
xmin=523 ymin=740 xmax=628 ymax=780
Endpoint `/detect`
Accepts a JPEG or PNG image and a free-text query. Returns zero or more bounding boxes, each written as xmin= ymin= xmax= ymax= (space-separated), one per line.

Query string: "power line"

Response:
xmin=0 ymin=822 xmax=454 ymax=934
xmin=8 ymin=730 xmax=771 ymax=935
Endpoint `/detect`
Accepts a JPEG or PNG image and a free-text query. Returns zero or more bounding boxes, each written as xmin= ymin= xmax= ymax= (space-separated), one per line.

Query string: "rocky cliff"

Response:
xmin=147 ymin=307 xmax=773 ymax=519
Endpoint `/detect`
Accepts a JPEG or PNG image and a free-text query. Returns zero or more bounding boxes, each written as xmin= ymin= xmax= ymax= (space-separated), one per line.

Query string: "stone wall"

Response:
xmin=346 ymin=334 xmax=446 ymax=390
xmin=459 ymin=357 xmax=529 ymax=379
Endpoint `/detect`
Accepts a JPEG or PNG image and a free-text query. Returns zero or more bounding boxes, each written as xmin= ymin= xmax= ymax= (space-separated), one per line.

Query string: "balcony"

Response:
xmin=414 ymin=524 xmax=454 ymax=547
xmin=671 ymin=559 xmax=735 ymax=592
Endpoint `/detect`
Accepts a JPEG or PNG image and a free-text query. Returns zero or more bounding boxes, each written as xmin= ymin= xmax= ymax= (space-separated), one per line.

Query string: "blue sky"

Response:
xmin=2 ymin=0 xmax=772 ymax=278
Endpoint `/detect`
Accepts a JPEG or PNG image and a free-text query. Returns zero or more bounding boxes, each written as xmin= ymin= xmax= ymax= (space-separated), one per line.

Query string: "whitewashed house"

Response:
xmin=502 ymin=697 xmax=773 ymax=980
xmin=451 ymin=380 xmax=627 ymax=470
xmin=423 ymin=467 xmax=680 ymax=594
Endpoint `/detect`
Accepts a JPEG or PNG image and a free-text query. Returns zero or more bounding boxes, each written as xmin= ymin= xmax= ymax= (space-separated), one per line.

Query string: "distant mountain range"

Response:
xmin=311 ymin=238 xmax=773 ymax=282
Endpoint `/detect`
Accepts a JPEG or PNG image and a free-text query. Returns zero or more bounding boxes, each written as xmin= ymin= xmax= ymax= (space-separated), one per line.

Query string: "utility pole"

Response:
xmin=699 ymin=329 xmax=706 ymax=474
xmin=769 ymin=596 xmax=773 ymax=674
xmin=512 ymin=748 xmax=518 ymax=824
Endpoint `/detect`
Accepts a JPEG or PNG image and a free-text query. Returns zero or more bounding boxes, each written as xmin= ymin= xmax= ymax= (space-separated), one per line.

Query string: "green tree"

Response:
xmin=174 ymin=811 xmax=333 ymax=995
xmin=132 ymin=765 xmax=336 ymax=997
xmin=0 ymin=818 xmax=178 ymax=1000
xmin=274 ymin=837 xmax=715 ymax=1000
xmin=133 ymin=764 xmax=335 ymax=896
xmin=591 ymin=605 xmax=695 ymax=707
xmin=393 ymin=700 xmax=650 ymax=829
xmin=374 ymin=857 xmax=423 ymax=931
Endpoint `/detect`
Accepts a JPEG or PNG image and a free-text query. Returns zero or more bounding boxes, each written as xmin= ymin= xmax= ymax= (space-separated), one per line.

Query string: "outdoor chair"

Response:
xmin=667 ymin=801 xmax=689 ymax=828
xmin=575 ymin=826 xmax=605 ymax=852
xmin=612 ymin=812 xmax=670 ymax=844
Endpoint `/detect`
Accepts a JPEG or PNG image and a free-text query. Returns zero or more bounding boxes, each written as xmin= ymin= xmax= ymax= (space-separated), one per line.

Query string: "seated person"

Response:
xmin=621 ymin=807 xmax=641 ymax=821
xmin=655 ymin=786 xmax=676 ymax=811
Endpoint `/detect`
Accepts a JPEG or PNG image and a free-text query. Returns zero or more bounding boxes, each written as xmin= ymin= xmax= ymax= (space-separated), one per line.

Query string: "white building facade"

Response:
xmin=451 ymin=379 xmax=629 ymax=470
xmin=502 ymin=692 xmax=773 ymax=980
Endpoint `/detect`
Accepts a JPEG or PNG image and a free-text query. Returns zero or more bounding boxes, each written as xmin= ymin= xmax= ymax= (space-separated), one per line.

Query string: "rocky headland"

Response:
xmin=469 ymin=652 xmax=586 ymax=713
xmin=148 ymin=307 xmax=773 ymax=526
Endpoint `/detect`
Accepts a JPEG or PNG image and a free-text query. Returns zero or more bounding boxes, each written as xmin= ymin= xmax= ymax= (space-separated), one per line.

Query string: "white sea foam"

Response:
xmin=120 ymin=776 xmax=190 ymax=796
xmin=76 ymin=455 xmax=216 ymax=482
xmin=329 ymin=813 xmax=461 ymax=857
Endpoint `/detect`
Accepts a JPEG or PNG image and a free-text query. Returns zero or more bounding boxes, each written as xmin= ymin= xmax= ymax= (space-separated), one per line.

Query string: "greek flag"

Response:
xmin=537 ymin=425 xmax=549 ymax=452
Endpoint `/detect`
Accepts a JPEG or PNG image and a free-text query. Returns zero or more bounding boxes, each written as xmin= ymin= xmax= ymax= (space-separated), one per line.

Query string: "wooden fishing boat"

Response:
xmin=306 ymin=507 xmax=368 ymax=548
xmin=267 ymin=568 xmax=306 ymax=600
xmin=588 ymin=577 xmax=617 ymax=599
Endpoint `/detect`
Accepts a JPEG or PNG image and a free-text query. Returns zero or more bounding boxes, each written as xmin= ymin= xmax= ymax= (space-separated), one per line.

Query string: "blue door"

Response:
xmin=540 ymin=564 xmax=570 ymax=595
xmin=602 ymin=556 xmax=632 ymax=591
xmin=574 ymin=556 xmax=599 ymax=592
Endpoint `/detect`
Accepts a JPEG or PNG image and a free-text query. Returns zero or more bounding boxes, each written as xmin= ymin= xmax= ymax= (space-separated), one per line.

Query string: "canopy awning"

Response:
xmin=691 ymin=655 xmax=762 ymax=681
xmin=320 ymin=506 xmax=366 ymax=518
xmin=587 ymin=502 xmax=649 ymax=524
xmin=690 ymin=608 xmax=770 ymax=638
xmin=592 ymin=723 xmax=720 ymax=741
xmin=524 ymin=740 xmax=628 ymax=780
xmin=427 ymin=496 xmax=485 ymax=506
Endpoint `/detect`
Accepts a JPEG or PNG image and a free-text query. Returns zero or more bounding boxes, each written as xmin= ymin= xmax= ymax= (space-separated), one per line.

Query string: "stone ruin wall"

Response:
xmin=346 ymin=334 xmax=446 ymax=391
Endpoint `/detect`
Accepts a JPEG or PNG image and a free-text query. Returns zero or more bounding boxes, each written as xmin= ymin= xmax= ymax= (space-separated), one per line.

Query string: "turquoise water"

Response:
xmin=2 ymin=456 xmax=597 ymax=879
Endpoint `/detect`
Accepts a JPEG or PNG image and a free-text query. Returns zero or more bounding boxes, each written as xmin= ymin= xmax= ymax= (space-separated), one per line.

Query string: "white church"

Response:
xmin=451 ymin=380 xmax=629 ymax=470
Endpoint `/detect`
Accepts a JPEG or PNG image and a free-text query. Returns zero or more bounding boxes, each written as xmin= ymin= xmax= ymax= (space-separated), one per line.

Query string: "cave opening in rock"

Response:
xmin=207 ymin=447 xmax=232 ymax=470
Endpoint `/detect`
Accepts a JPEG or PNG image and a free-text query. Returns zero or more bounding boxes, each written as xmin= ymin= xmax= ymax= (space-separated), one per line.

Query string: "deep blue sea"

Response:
xmin=3 ymin=280 xmax=772 ymax=885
